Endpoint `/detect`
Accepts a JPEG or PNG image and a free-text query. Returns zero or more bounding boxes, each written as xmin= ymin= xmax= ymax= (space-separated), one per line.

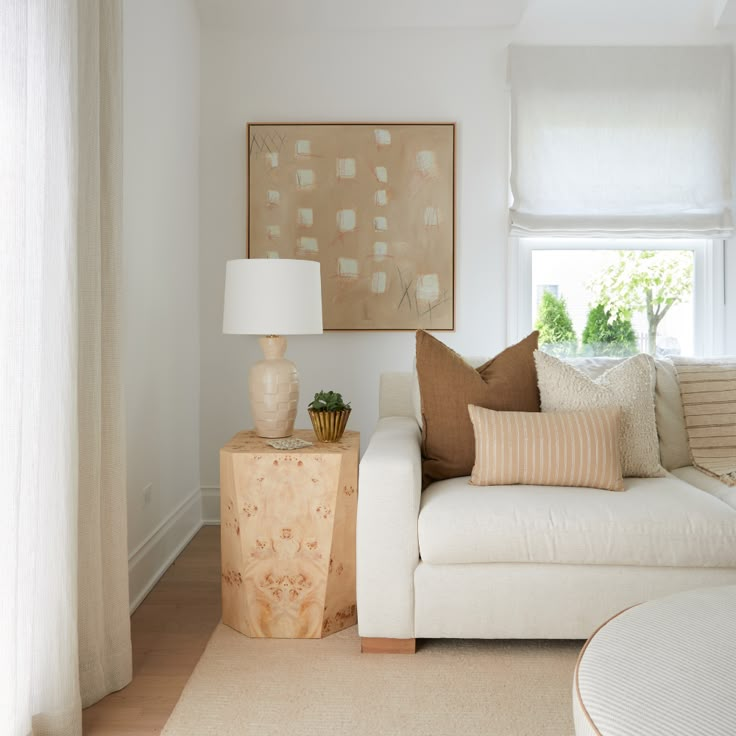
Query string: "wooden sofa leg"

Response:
xmin=361 ymin=637 xmax=416 ymax=654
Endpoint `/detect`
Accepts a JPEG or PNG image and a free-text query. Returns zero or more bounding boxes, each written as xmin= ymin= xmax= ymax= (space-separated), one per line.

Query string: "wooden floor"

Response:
xmin=82 ymin=525 xmax=222 ymax=735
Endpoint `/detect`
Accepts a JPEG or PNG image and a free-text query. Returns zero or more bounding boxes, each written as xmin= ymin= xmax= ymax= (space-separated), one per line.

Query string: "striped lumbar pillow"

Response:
xmin=468 ymin=405 xmax=625 ymax=491
xmin=671 ymin=357 xmax=736 ymax=487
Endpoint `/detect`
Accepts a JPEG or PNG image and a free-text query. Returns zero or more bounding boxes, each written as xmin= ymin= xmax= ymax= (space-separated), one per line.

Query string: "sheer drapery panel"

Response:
xmin=1 ymin=1 xmax=131 ymax=734
xmin=1 ymin=2 xmax=81 ymax=733
xmin=76 ymin=0 xmax=131 ymax=709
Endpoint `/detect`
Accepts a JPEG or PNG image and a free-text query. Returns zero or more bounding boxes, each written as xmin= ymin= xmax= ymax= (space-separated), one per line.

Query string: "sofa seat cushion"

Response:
xmin=418 ymin=474 xmax=736 ymax=567
xmin=672 ymin=466 xmax=736 ymax=511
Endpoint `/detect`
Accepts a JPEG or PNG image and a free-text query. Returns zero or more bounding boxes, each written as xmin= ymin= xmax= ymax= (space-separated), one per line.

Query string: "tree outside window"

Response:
xmin=587 ymin=251 xmax=693 ymax=355
xmin=534 ymin=290 xmax=577 ymax=356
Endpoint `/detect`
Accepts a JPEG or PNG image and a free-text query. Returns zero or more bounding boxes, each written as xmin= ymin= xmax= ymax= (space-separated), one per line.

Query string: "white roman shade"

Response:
xmin=508 ymin=46 xmax=733 ymax=238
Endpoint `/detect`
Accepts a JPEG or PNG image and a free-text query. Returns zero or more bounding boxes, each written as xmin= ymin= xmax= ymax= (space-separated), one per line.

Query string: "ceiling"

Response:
xmin=194 ymin=0 xmax=736 ymax=32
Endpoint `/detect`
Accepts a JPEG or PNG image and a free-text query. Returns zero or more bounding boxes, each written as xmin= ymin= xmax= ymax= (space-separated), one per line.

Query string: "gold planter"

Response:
xmin=308 ymin=409 xmax=351 ymax=443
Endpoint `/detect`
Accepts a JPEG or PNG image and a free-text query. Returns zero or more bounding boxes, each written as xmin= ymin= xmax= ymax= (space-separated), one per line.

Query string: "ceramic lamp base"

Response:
xmin=249 ymin=336 xmax=298 ymax=438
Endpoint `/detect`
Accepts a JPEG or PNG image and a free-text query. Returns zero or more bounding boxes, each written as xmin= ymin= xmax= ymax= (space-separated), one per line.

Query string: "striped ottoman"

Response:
xmin=573 ymin=585 xmax=736 ymax=736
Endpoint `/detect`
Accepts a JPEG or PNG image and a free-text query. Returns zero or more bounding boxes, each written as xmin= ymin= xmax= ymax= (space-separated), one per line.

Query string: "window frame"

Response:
xmin=507 ymin=237 xmax=726 ymax=357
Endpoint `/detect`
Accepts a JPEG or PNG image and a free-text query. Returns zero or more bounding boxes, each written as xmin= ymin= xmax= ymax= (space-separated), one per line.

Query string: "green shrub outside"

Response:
xmin=535 ymin=291 xmax=577 ymax=356
xmin=581 ymin=304 xmax=637 ymax=357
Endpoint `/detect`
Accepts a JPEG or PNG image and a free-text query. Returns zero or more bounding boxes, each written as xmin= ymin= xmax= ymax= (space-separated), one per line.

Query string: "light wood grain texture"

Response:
xmin=220 ymin=430 xmax=359 ymax=638
xmin=81 ymin=526 xmax=222 ymax=735
xmin=361 ymin=637 xmax=417 ymax=654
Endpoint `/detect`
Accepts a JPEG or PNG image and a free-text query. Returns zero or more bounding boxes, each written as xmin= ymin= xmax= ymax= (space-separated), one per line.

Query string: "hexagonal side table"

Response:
xmin=220 ymin=429 xmax=359 ymax=638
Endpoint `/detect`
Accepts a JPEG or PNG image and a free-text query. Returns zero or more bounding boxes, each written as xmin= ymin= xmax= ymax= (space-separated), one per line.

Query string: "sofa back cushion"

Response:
xmin=416 ymin=330 xmax=540 ymax=486
xmin=654 ymin=358 xmax=691 ymax=470
xmin=379 ymin=372 xmax=416 ymax=420
xmin=468 ymin=405 xmax=624 ymax=491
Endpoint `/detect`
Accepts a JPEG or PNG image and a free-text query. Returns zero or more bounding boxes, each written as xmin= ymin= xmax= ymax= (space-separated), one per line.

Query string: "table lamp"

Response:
xmin=223 ymin=258 xmax=323 ymax=438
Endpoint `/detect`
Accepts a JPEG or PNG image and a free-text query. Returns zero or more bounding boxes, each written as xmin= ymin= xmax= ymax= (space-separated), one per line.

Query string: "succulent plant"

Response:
xmin=308 ymin=390 xmax=351 ymax=412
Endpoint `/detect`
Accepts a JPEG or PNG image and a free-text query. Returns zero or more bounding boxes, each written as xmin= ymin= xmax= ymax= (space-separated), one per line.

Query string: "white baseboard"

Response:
xmin=128 ymin=486 xmax=203 ymax=613
xmin=201 ymin=485 xmax=221 ymax=524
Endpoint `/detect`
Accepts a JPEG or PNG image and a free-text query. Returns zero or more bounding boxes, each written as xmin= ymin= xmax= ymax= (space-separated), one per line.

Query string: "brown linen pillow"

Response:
xmin=468 ymin=405 xmax=625 ymax=492
xmin=416 ymin=330 xmax=540 ymax=486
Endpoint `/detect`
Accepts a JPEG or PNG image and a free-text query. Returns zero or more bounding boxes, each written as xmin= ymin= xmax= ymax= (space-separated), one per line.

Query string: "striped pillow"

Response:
xmin=468 ymin=405 xmax=624 ymax=491
xmin=670 ymin=357 xmax=736 ymax=487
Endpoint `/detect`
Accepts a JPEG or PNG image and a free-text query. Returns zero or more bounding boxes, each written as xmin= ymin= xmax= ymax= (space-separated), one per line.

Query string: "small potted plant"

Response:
xmin=308 ymin=390 xmax=351 ymax=442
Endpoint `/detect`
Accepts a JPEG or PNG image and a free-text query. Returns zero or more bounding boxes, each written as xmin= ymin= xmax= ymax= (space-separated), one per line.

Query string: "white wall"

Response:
xmin=198 ymin=19 xmax=736 ymax=489
xmin=123 ymin=0 xmax=201 ymax=609
xmin=199 ymin=29 xmax=510 ymax=485
xmin=113 ymin=1 xmax=736 ymax=604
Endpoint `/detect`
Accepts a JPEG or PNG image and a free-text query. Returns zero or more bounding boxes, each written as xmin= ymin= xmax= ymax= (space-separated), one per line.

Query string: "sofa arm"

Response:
xmin=356 ymin=416 xmax=422 ymax=640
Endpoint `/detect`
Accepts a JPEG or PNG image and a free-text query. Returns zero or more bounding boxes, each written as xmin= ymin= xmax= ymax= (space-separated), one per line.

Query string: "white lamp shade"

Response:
xmin=222 ymin=258 xmax=323 ymax=335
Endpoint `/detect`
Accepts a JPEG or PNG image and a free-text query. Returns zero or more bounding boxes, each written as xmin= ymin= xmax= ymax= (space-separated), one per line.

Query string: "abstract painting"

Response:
xmin=247 ymin=123 xmax=455 ymax=330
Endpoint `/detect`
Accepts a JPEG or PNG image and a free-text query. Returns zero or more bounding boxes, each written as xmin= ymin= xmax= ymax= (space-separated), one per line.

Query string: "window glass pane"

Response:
xmin=531 ymin=249 xmax=694 ymax=357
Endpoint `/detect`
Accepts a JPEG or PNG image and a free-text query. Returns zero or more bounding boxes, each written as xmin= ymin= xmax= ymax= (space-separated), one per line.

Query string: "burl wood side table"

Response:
xmin=220 ymin=429 xmax=359 ymax=639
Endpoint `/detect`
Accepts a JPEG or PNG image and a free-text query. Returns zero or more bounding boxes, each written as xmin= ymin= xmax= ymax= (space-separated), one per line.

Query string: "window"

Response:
xmin=506 ymin=47 xmax=731 ymax=358
xmin=510 ymin=238 xmax=725 ymax=357
xmin=535 ymin=284 xmax=559 ymax=307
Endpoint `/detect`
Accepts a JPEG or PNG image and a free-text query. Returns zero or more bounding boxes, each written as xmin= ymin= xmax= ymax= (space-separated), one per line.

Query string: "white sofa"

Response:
xmin=356 ymin=356 xmax=736 ymax=652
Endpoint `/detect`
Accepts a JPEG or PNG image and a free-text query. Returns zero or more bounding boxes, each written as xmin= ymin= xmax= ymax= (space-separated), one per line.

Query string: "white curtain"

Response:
xmin=76 ymin=0 xmax=132 ymax=709
xmin=1 ymin=1 xmax=131 ymax=734
xmin=508 ymin=46 xmax=733 ymax=238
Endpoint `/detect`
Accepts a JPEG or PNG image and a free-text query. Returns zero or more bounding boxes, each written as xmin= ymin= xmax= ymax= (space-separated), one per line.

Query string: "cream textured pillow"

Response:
xmin=468 ymin=405 xmax=624 ymax=491
xmin=534 ymin=351 xmax=664 ymax=478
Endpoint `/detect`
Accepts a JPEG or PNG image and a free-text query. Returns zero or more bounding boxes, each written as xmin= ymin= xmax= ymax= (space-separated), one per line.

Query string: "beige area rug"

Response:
xmin=161 ymin=624 xmax=581 ymax=736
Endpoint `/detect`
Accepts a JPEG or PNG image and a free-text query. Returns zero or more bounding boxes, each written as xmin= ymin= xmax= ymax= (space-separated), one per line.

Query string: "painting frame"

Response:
xmin=247 ymin=122 xmax=456 ymax=331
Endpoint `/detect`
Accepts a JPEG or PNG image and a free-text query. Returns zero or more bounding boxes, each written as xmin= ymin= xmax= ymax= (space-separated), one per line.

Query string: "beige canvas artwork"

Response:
xmin=247 ymin=123 xmax=455 ymax=330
